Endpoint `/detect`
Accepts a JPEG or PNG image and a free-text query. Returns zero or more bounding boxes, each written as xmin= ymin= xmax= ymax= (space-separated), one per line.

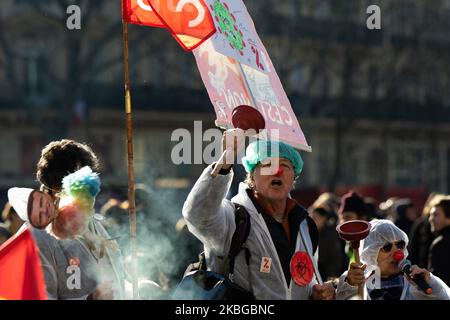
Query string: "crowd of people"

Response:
xmin=309 ymin=189 xmax=450 ymax=291
xmin=1 ymin=133 xmax=450 ymax=300
xmin=181 ymin=128 xmax=450 ymax=300
xmin=0 ymin=139 xmax=202 ymax=299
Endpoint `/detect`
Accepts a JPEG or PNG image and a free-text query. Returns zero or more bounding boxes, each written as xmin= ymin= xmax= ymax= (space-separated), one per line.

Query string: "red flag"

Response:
xmin=0 ymin=228 xmax=47 ymax=300
xmin=122 ymin=0 xmax=216 ymax=51
xmin=122 ymin=0 xmax=165 ymax=27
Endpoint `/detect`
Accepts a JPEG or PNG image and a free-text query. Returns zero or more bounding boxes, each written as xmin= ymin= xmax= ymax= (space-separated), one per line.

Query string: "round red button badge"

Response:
xmin=69 ymin=257 xmax=80 ymax=267
xmin=290 ymin=251 xmax=314 ymax=286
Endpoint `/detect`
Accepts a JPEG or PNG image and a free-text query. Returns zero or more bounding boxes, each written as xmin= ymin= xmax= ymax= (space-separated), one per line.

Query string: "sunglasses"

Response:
xmin=381 ymin=240 xmax=406 ymax=252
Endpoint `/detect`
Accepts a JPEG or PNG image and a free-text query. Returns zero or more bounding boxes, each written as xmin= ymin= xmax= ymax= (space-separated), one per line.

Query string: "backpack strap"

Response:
xmin=184 ymin=204 xmax=251 ymax=277
xmin=228 ymin=203 xmax=251 ymax=275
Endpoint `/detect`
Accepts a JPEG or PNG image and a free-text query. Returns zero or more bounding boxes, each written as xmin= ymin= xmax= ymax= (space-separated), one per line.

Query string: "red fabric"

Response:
xmin=122 ymin=0 xmax=165 ymax=27
xmin=122 ymin=0 xmax=216 ymax=51
xmin=0 ymin=228 xmax=47 ymax=300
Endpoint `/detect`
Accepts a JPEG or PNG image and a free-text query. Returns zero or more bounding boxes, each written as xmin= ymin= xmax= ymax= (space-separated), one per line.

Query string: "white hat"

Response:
xmin=7 ymin=187 xmax=34 ymax=222
xmin=360 ymin=219 xmax=409 ymax=268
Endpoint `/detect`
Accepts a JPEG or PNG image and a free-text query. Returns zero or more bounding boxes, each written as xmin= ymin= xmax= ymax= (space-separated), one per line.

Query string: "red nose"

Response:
xmin=393 ymin=250 xmax=404 ymax=262
xmin=274 ymin=166 xmax=284 ymax=177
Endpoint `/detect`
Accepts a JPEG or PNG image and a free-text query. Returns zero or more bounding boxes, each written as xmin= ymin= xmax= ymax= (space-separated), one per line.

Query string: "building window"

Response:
xmin=288 ymin=66 xmax=307 ymax=94
xmin=20 ymin=134 xmax=43 ymax=177
xmin=17 ymin=47 xmax=46 ymax=97
xmin=364 ymin=147 xmax=384 ymax=185
xmin=315 ymin=1 xmax=331 ymax=19
xmin=389 ymin=143 xmax=429 ymax=187
xmin=342 ymin=142 xmax=361 ymax=185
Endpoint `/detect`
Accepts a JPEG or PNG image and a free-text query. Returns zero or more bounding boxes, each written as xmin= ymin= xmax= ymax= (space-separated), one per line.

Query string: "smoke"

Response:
xmin=99 ymin=156 xmax=203 ymax=299
xmin=50 ymin=201 xmax=88 ymax=239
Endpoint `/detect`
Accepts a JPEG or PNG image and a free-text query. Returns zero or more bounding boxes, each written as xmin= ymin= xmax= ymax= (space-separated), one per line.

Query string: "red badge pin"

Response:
xmin=290 ymin=251 xmax=314 ymax=287
xmin=69 ymin=257 xmax=80 ymax=267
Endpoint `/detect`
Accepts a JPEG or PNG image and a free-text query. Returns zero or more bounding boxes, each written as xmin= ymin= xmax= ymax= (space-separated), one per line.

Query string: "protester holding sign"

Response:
xmin=182 ymin=129 xmax=334 ymax=299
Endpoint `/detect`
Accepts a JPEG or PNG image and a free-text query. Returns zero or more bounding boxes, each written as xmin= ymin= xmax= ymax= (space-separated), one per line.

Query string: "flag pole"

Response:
xmin=121 ymin=19 xmax=139 ymax=300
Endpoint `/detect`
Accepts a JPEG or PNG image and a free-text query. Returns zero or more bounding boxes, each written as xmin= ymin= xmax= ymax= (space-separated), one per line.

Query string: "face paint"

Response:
xmin=274 ymin=166 xmax=284 ymax=177
xmin=290 ymin=251 xmax=314 ymax=287
xmin=51 ymin=202 xmax=87 ymax=239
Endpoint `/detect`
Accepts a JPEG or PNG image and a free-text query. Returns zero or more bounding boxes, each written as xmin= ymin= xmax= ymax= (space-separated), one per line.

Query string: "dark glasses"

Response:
xmin=381 ymin=240 xmax=406 ymax=252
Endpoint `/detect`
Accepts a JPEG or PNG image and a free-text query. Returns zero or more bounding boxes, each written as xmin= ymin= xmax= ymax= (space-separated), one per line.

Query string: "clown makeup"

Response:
xmin=377 ymin=240 xmax=406 ymax=278
xmin=253 ymin=158 xmax=295 ymax=201
xmin=27 ymin=190 xmax=58 ymax=229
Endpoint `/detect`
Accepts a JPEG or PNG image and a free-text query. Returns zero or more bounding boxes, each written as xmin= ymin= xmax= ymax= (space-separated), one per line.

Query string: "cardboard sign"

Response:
xmin=193 ymin=39 xmax=311 ymax=151
xmin=204 ymin=0 xmax=267 ymax=73
xmin=194 ymin=0 xmax=311 ymax=151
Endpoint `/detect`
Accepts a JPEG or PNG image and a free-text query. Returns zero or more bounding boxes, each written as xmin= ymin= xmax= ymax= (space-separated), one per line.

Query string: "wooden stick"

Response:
xmin=211 ymin=150 xmax=228 ymax=177
xmin=122 ymin=20 xmax=138 ymax=300
xmin=353 ymin=245 xmax=364 ymax=299
xmin=298 ymin=225 xmax=323 ymax=285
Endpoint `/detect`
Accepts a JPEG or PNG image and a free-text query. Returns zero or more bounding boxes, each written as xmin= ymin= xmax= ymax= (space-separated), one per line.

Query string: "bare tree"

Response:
xmin=0 ymin=0 xmax=169 ymax=139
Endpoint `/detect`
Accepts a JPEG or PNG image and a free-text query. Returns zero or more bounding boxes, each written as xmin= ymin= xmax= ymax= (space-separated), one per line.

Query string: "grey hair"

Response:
xmin=244 ymin=172 xmax=255 ymax=189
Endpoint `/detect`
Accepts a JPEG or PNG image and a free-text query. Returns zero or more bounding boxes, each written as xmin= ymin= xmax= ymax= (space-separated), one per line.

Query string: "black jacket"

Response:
xmin=408 ymin=217 xmax=435 ymax=267
xmin=428 ymin=226 xmax=450 ymax=287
